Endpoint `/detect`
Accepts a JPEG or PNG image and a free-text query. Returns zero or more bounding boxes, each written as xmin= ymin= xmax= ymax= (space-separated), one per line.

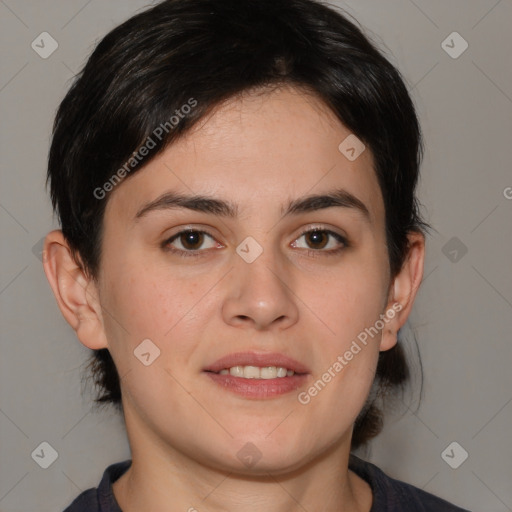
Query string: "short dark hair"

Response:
xmin=46 ymin=0 xmax=429 ymax=449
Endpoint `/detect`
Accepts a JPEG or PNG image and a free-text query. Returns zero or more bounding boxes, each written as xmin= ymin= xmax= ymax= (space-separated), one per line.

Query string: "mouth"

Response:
xmin=206 ymin=365 xmax=300 ymax=378
xmin=202 ymin=352 xmax=310 ymax=398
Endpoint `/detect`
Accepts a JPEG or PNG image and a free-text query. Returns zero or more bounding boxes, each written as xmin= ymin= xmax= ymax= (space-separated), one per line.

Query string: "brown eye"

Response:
xmin=304 ymin=230 xmax=329 ymax=249
xmin=291 ymin=228 xmax=347 ymax=255
xmin=164 ymin=229 xmax=218 ymax=257
xmin=179 ymin=231 xmax=205 ymax=250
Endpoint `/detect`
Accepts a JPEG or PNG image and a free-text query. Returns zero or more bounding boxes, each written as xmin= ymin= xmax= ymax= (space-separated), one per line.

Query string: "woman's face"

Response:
xmin=89 ymin=86 xmax=409 ymax=473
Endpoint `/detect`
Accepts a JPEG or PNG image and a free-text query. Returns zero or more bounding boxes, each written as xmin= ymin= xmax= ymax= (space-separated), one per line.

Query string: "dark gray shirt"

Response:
xmin=63 ymin=455 xmax=471 ymax=511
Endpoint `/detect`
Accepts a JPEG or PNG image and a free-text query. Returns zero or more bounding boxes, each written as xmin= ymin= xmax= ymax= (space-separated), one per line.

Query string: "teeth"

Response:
xmin=242 ymin=366 xmax=260 ymax=379
xmin=276 ymin=367 xmax=287 ymax=377
xmin=217 ymin=366 xmax=295 ymax=379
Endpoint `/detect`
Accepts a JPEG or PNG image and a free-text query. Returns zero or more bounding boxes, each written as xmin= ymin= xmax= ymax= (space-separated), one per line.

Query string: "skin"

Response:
xmin=44 ymin=85 xmax=424 ymax=512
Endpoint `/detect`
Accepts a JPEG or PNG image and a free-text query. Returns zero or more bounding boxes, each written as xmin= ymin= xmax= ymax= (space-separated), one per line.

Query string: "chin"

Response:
xmin=214 ymin=435 xmax=317 ymax=476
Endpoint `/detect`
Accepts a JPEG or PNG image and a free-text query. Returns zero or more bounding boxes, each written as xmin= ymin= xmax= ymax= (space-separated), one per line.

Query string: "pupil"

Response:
xmin=182 ymin=232 xmax=202 ymax=249
xmin=308 ymin=230 xmax=327 ymax=248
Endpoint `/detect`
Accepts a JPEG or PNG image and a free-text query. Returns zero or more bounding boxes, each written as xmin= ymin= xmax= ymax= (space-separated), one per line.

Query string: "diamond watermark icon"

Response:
xmin=32 ymin=236 xmax=46 ymax=262
xmin=442 ymin=236 xmax=468 ymax=263
xmin=236 ymin=442 xmax=262 ymax=468
xmin=441 ymin=32 xmax=468 ymax=59
xmin=31 ymin=441 xmax=58 ymax=469
xmin=31 ymin=32 xmax=59 ymax=59
xmin=236 ymin=236 xmax=263 ymax=263
xmin=338 ymin=134 xmax=365 ymax=161
xmin=134 ymin=338 xmax=161 ymax=366
xmin=441 ymin=441 xmax=468 ymax=469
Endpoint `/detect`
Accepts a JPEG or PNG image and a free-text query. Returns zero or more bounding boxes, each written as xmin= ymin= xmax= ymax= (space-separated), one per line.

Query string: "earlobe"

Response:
xmin=379 ymin=307 xmax=401 ymax=352
xmin=380 ymin=231 xmax=425 ymax=351
xmin=42 ymin=229 xmax=109 ymax=350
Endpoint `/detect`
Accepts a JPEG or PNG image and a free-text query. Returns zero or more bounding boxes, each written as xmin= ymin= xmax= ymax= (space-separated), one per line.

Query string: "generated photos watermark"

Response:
xmin=93 ymin=97 xmax=198 ymax=200
xmin=297 ymin=302 xmax=402 ymax=405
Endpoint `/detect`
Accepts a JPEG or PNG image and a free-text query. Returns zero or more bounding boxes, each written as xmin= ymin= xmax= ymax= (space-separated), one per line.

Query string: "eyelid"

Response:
xmin=295 ymin=224 xmax=347 ymax=240
xmin=292 ymin=225 xmax=348 ymax=252
xmin=164 ymin=225 xmax=219 ymax=242
xmin=161 ymin=226 xmax=222 ymax=257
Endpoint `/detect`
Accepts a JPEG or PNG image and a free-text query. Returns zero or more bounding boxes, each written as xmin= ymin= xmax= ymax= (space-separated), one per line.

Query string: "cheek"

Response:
xmin=100 ymin=257 xmax=218 ymax=365
xmin=99 ymin=268 xmax=204 ymax=409
xmin=304 ymin=263 xmax=388 ymax=347
xmin=296 ymin=254 xmax=387 ymax=413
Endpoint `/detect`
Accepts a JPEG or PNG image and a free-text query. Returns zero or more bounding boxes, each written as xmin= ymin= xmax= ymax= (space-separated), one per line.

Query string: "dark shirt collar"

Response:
xmin=97 ymin=459 xmax=131 ymax=512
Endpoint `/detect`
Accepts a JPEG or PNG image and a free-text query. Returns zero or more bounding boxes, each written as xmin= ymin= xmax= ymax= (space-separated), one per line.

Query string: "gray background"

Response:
xmin=1 ymin=1 xmax=511 ymax=511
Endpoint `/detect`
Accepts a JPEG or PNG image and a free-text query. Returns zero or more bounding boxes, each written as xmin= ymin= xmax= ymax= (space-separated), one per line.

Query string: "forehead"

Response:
xmin=105 ymin=86 xmax=384 ymax=226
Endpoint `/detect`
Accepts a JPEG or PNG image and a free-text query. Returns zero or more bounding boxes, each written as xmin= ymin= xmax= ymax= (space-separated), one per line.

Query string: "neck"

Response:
xmin=112 ymin=404 xmax=372 ymax=512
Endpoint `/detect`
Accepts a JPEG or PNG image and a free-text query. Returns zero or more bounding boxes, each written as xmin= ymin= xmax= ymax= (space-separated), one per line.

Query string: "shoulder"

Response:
xmin=349 ymin=454 xmax=472 ymax=512
xmin=62 ymin=488 xmax=99 ymax=512
xmin=62 ymin=459 xmax=132 ymax=512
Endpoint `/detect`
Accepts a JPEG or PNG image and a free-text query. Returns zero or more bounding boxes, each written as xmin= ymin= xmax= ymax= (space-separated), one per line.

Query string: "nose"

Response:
xmin=221 ymin=248 xmax=299 ymax=331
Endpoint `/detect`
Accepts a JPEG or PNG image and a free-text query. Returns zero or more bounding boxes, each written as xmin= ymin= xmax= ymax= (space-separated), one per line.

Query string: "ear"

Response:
xmin=42 ymin=229 xmax=108 ymax=350
xmin=380 ymin=231 xmax=425 ymax=351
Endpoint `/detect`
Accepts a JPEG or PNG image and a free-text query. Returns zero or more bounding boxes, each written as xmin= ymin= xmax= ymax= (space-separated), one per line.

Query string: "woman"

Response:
xmin=43 ymin=0 xmax=471 ymax=510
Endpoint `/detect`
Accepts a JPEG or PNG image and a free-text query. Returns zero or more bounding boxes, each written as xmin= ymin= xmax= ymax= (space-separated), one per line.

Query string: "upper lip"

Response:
xmin=203 ymin=351 xmax=310 ymax=374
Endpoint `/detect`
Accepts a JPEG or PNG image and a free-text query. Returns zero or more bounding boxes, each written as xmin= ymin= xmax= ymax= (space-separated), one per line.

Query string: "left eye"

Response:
xmin=291 ymin=229 xmax=347 ymax=252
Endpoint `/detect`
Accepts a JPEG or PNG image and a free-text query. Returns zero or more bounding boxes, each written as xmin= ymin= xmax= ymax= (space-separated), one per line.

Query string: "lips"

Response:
xmin=203 ymin=351 xmax=310 ymax=375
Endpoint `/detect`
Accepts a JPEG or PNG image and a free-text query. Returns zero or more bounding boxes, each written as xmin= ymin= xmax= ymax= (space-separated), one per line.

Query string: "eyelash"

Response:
xmin=162 ymin=227 xmax=349 ymax=259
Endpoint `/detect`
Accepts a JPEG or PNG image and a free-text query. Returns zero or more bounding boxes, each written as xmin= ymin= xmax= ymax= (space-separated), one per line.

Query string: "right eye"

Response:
xmin=163 ymin=229 xmax=221 ymax=257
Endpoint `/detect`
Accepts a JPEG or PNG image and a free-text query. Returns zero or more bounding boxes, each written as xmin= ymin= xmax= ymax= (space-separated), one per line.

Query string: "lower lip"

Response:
xmin=204 ymin=371 xmax=309 ymax=398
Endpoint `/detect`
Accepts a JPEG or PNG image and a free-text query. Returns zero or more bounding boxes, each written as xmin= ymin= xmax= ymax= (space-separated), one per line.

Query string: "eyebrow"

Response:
xmin=134 ymin=188 xmax=371 ymax=223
